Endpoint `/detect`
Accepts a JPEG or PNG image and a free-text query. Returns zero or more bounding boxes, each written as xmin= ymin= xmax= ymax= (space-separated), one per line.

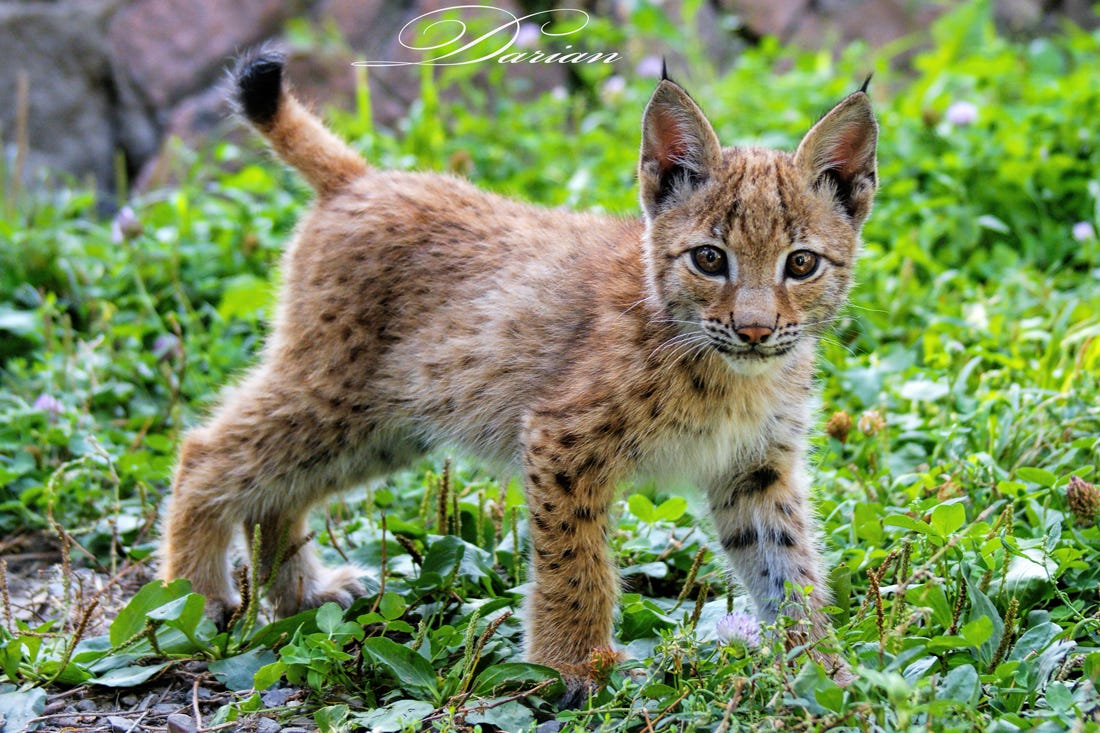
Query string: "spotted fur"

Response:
xmin=159 ymin=50 xmax=877 ymax=697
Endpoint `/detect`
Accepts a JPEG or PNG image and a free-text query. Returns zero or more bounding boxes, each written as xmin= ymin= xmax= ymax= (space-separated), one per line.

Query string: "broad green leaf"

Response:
xmin=1016 ymin=467 xmax=1057 ymax=487
xmin=352 ymin=700 xmax=435 ymax=733
xmin=316 ymin=602 xmax=344 ymax=635
xmin=378 ymin=592 xmax=406 ymax=621
xmin=92 ymin=661 xmax=171 ymax=687
xmin=1045 ymin=682 xmax=1073 ymax=712
xmin=110 ymin=579 xmax=192 ymax=647
xmin=209 ymin=648 xmax=277 ymax=691
xmin=466 ymin=699 xmax=535 ymax=730
xmin=937 ymin=664 xmax=979 ymax=704
xmin=931 ymin=502 xmax=966 ymax=538
xmin=627 ymin=494 xmax=656 ymax=523
xmin=882 ymin=514 xmax=936 ymax=536
xmin=0 ymin=687 xmax=47 ymax=732
xmin=653 ymin=496 xmax=688 ymax=522
xmin=472 ymin=662 xmax=562 ymax=697
xmin=362 ymin=637 xmax=439 ymax=699
xmin=966 ymin=581 xmax=1004 ymax=665
xmin=253 ymin=661 xmax=288 ymax=691
xmin=217 ymin=274 xmax=271 ymax=321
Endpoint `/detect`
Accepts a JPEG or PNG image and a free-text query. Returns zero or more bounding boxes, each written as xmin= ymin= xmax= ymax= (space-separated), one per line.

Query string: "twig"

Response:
xmin=192 ymin=676 xmax=203 ymax=728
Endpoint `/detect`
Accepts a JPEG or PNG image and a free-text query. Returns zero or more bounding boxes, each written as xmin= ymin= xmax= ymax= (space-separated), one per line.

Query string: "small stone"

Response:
xmin=121 ymin=694 xmax=139 ymax=706
xmin=167 ymin=713 xmax=199 ymax=733
xmin=256 ymin=717 xmax=282 ymax=733
xmin=289 ymin=717 xmax=312 ymax=727
xmin=281 ymin=728 xmax=309 ymax=733
xmin=42 ymin=700 xmax=67 ymax=715
xmin=536 ymin=722 xmax=565 ymax=733
xmin=261 ymin=687 xmax=295 ymax=707
xmin=75 ymin=699 xmax=98 ymax=712
xmin=153 ymin=703 xmax=180 ymax=715
xmin=109 ymin=716 xmax=137 ymax=732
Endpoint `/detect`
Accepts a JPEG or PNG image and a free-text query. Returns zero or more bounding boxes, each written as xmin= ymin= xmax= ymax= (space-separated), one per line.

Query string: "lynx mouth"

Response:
xmin=712 ymin=342 xmax=794 ymax=359
xmin=712 ymin=341 xmax=795 ymax=374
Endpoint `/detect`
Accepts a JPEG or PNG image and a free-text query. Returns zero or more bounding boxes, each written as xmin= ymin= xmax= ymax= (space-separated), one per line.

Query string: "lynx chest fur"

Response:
xmin=159 ymin=49 xmax=877 ymax=703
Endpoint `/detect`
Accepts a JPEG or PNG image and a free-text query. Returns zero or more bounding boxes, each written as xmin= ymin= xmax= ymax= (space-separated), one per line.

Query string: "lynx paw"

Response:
xmin=557 ymin=673 xmax=598 ymax=710
xmin=269 ymin=564 xmax=366 ymax=617
xmin=202 ymin=596 xmax=242 ymax=631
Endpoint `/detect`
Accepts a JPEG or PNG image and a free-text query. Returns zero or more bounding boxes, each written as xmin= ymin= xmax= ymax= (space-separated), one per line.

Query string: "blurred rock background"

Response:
xmin=0 ymin=0 xmax=1095 ymax=202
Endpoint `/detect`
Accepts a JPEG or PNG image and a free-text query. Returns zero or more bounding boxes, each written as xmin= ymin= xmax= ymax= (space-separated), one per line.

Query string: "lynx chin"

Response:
xmin=158 ymin=48 xmax=877 ymax=704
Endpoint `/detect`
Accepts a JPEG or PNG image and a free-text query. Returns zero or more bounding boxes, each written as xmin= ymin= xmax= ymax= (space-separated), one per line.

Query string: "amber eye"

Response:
xmin=691 ymin=246 xmax=727 ymax=276
xmin=785 ymin=250 xmax=820 ymax=279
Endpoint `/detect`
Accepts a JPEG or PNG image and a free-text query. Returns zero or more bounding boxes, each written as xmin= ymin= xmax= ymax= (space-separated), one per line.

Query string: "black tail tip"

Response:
xmin=234 ymin=47 xmax=285 ymax=126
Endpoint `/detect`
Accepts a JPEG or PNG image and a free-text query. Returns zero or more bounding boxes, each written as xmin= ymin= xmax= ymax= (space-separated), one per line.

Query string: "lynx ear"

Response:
xmin=794 ymin=92 xmax=878 ymax=227
xmin=639 ymin=80 xmax=723 ymax=220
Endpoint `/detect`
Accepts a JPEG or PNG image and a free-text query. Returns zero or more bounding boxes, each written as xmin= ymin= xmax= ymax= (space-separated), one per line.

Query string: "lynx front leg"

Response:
xmin=522 ymin=427 xmax=620 ymax=706
xmin=707 ymin=454 xmax=849 ymax=679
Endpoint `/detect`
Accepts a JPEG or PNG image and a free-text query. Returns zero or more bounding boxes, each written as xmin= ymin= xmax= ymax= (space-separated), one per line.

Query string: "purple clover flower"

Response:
xmin=33 ymin=393 xmax=64 ymax=418
xmin=945 ymin=101 xmax=978 ymax=126
xmin=1072 ymin=221 xmax=1095 ymax=242
xmin=600 ymin=75 xmax=626 ymax=102
xmin=515 ymin=22 xmax=541 ymax=49
xmin=715 ymin=611 xmax=761 ymax=648
xmin=635 ymin=55 xmax=664 ymax=79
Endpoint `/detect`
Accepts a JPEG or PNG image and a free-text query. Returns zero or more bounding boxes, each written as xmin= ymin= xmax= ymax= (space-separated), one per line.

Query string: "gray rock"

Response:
xmin=166 ymin=713 xmax=199 ymax=733
xmin=256 ymin=716 xmax=282 ymax=733
xmin=74 ymin=699 xmax=98 ymax=712
xmin=109 ymin=716 xmax=137 ymax=732
xmin=0 ymin=2 xmax=160 ymax=202
xmin=261 ymin=687 xmax=296 ymax=707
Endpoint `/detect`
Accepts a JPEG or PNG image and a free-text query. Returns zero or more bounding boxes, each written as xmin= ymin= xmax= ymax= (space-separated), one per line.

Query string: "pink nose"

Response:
xmin=735 ymin=325 xmax=773 ymax=344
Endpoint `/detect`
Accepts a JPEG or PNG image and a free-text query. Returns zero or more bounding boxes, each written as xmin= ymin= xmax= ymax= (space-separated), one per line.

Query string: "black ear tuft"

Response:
xmin=661 ymin=57 xmax=669 ymax=81
xmin=859 ymin=73 xmax=873 ymax=95
xmin=234 ymin=46 xmax=286 ymax=126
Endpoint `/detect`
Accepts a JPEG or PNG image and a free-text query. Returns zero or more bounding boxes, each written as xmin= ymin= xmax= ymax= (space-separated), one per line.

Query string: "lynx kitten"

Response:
xmin=159 ymin=49 xmax=877 ymax=699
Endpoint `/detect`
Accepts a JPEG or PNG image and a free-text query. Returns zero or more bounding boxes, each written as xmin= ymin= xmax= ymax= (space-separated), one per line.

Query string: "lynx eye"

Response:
xmin=690 ymin=245 xmax=727 ymax=276
xmin=785 ymin=250 xmax=820 ymax=280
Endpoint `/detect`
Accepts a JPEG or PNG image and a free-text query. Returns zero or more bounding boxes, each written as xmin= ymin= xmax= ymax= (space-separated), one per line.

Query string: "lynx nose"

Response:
xmin=735 ymin=325 xmax=773 ymax=344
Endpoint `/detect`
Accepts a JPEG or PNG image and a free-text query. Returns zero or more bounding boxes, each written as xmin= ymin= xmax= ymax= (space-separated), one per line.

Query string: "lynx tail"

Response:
xmin=233 ymin=47 xmax=368 ymax=196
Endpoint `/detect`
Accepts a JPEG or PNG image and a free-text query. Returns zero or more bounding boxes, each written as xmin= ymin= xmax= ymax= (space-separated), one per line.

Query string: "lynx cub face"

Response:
xmin=158 ymin=49 xmax=877 ymax=707
xmin=639 ymin=82 xmax=876 ymax=375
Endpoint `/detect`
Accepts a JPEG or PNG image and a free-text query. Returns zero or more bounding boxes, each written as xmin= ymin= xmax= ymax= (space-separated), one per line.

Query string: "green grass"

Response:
xmin=1 ymin=1 xmax=1099 ymax=730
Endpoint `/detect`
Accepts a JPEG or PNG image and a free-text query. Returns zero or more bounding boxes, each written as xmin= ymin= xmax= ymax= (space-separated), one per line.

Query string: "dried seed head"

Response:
xmin=858 ymin=409 xmax=886 ymax=436
xmin=587 ymin=647 xmax=622 ymax=685
xmin=825 ymin=411 xmax=852 ymax=443
xmin=1066 ymin=476 xmax=1100 ymax=526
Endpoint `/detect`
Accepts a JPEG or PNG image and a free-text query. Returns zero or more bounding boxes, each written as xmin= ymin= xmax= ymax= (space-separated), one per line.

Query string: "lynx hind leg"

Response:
xmin=707 ymin=459 xmax=848 ymax=677
xmin=160 ymin=373 xmax=380 ymax=622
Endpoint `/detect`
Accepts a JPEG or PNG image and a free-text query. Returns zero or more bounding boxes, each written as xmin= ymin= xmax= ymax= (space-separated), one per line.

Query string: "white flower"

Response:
xmin=715 ymin=611 xmax=761 ymax=647
xmin=1072 ymin=221 xmax=1095 ymax=241
xmin=945 ymin=101 xmax=978 ymax=126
